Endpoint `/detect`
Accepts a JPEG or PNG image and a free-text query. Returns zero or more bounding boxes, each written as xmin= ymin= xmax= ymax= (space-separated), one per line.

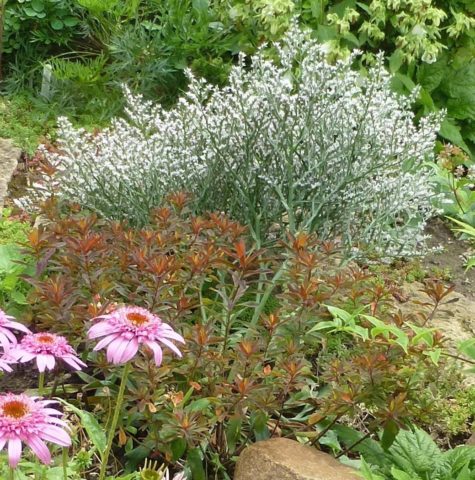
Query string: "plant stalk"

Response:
xmin=62 ymin=447 xmax=68 ymax=480
xmin=38 ymin=372 xmax=45 ymax=396
xmin=98 ymin=362 xmax=131 ymax=480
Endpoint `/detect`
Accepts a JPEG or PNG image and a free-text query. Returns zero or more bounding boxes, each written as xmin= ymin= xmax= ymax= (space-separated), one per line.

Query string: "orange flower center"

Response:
xmin=2 ymin=400 xmax=29 ymax=419
xmin=37 ymin=334 xmax=55 ymax=344
xmin=126 ymin=312 xmax=149 ymax=326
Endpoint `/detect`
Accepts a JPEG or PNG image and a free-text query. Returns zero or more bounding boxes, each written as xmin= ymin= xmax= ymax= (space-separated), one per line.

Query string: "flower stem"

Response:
xmin=8 ymin=467 xmax=14 ymax=480
xmin=99 ymin=362 xmax=131 ymax=480
xmin=38 ymin=372 xmax=45 ymax=396
xmin=62 ymin=447 xmax=68 ymax=480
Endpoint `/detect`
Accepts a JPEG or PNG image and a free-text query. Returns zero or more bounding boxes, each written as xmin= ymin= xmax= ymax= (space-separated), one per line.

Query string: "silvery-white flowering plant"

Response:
xmin=40 ymin=26 xmax=441 ymax=256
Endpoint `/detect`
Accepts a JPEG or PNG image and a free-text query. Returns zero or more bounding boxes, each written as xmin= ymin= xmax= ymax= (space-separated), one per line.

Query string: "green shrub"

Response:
xmin=20 ymin=196 xmax=463 ymax=476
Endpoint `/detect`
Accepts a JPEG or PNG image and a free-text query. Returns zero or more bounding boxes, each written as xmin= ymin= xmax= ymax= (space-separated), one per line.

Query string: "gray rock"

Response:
xmin=0 ymin=138 xmax=21 ymax=208
xmin=234 ymin=438 xmax=361 ymax=480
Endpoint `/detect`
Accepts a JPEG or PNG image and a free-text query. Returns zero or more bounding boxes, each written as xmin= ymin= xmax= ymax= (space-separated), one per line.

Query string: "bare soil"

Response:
xmin=423 ymin=218 xmax=475 ymax=300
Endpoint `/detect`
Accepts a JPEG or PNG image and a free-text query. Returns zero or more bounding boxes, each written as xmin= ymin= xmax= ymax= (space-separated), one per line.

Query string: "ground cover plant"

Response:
xmin=36 ymin=27 xmax=441 ymax=258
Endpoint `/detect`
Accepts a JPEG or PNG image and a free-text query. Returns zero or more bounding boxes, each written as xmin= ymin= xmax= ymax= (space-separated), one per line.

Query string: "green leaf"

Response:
xmin=171 ymin=438 xmax=187 ymax=461
xmin=23 ymin=7 xmax=38 ymax=16
xmin=326 ymin=305 xmax=353 ymax=322
xmin=381 ymin=420 xmax=399 ymax=450
xmin=456 ymin=463 xmax=471 ymax=480
xmin=10 ymin=290 xmax=28 ymax=305
xmin=391 ymin=467 xmax=420 ymax=480
xmin=416 ymin=58 xmax=448 ymax=92
xmin=31 ymin=0 xmax=44 ymax=12
xmin=226 ymin=417 xmax=242 ymax=453
xmin=425 ymin=348 xmax=441 ymax=366
xmin=439 ymin=118 xmax=471 ymax=153
xmin=358 ymin=458 xmax=385 ymax=480
xmin=389 ymin=50 xmax=404 ymax=74
xmin=187 ymin=448 xmax=206 ymax=480
xmin=50 ymin=19 xmax=64 ymax=30
xmin=0 ymin=245 xmax=22 ymax=273
xmin=192 ymin=0 xmax=208 ymax=11
xmin=392 ymin=73 xmax=416 ymax=93
xmin=59 ymin=399 xmax=107 ymax=455
xmin=447 ymin=94 xmax=475 ymax=121
xmin=187 ymin=398 xmax=210 ymax=413
xmin=443 ymin=446 xmax=475 ymax=475
xmin=458 ymin=339 xmax=475 ymax=360
xmin=335 ymin=425 xmax=389 ymax=469
xmin=388 ymin=428 xmax=441 ymax=476
xmin=251 ymin=411 xmax=269 ymax=441
xmin=63 ymin=16 xmax=79 ymax=27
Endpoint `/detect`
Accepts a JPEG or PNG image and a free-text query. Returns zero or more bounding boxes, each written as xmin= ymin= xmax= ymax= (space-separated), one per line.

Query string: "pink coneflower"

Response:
xmin=9 ymin=333 xmax=86 ymax=372
xmin=88 ymin=306 xmax=185 ymax=365
xmin=0 ymin=310 xmax=31 ymax=350
xmin=0 ymin=393 xmax=71 ymax=468
xmin=0 ymin=357 xmax=13 ymax=372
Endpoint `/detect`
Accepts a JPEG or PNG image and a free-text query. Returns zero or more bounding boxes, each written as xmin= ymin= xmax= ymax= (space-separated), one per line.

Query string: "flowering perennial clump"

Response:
xmin=0 ymin=393 xmax=71 ymax=468
xmin=88 ymin=306 xmax=185 ymax=365
xmin=41 ymin=26 xmax=441 ymax=255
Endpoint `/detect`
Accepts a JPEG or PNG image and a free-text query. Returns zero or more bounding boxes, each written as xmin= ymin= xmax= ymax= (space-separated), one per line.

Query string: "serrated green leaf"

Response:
xmin=388 ymin=428 xmax=441 ymax=476
xmin=416 ymin=57 xmax=448 ymax=92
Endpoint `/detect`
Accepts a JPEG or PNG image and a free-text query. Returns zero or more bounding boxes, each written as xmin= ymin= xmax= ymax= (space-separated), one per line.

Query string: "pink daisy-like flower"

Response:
xmin=88 ymin=306 xmax=185 ymax=365
xmin=0 ymin=357 xmax=13 ymax=373
xmin=0 ymin=309 xmax=31 ymax=350
xmin=9 ymin=333 xmax=86 ymax=373
xmin=0 ymin=393 xmax=71 ymax=468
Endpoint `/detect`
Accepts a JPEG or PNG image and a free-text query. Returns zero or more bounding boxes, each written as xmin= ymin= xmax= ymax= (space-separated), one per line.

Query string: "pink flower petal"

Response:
xmin=93 ymin=333 xmax=121 ymax=351
xmin=39 ymin=425 xmax=71 ymax=447
xmin=8 ymin=438 xmax=22 ymax=468
xmin=160 ymin=328 xmax=185 ymax=344
xmin=159 ymin=338 xmax=183 ymax=357
xmin=0 ymin=330 xmax=16 ymax=349
xmin=117 ymin=338 xmax=139 ymax=364
xmin=26 ymin=436 xmax=51 ymax=464
xmin=145 ymin=341 xmax=163 ymax=366
xmin=6 ymin=320 xmax=31 ymax=334
xmin=87 ymin=321 xmax=116 ymax=339
xmin=62 ymin=356 xmax=85 ymax=370
xmin=108 ymin=337 xmax=129 ymax=364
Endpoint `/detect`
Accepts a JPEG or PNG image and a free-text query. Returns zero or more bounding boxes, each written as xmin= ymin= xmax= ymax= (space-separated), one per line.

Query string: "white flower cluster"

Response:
xmin=42 ymin=26 xmax=442 ymax=256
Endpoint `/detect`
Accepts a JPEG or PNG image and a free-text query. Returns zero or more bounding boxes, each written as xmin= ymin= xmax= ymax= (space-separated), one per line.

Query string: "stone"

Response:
xmin=0 ymin=138 xmax=21 ymax=208
xmin=234 ymin=438 xmax=361 ymax=480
